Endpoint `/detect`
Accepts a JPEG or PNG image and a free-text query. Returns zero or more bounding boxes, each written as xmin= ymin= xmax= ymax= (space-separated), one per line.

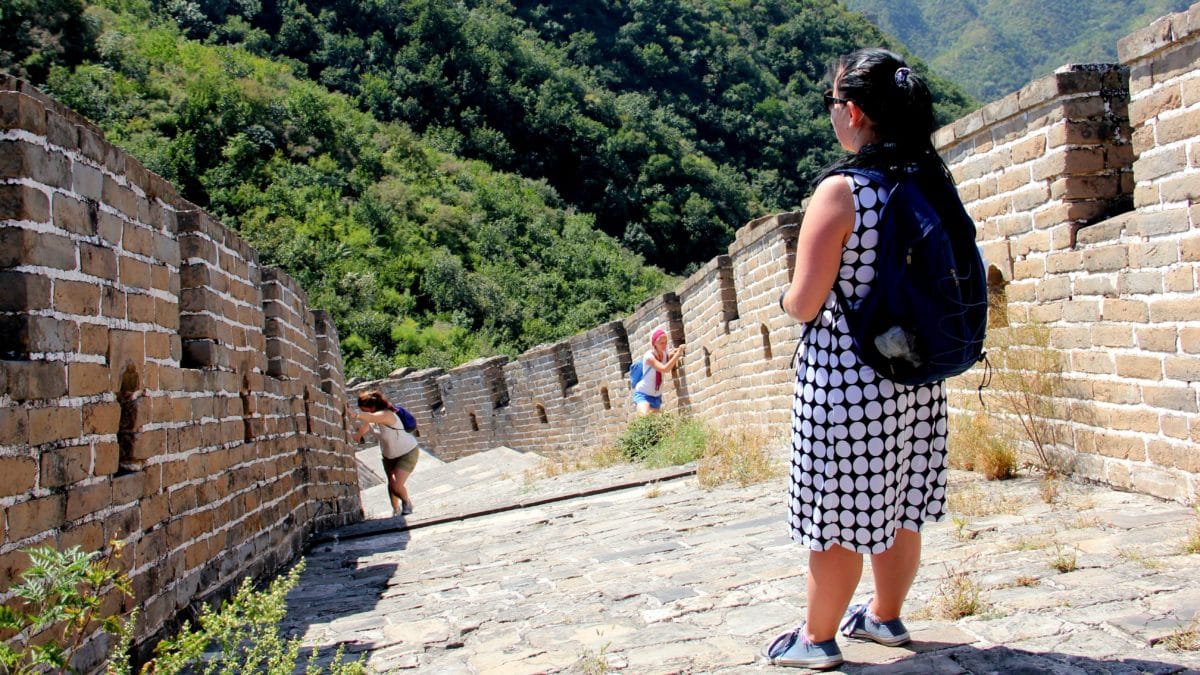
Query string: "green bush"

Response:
xmin=0 ymin=544 xmax=133 ymax=675
xmin=127 ymin=560 xmax=365 ymax=675
xmin=615 ymin=414 xmax=706 ymax=466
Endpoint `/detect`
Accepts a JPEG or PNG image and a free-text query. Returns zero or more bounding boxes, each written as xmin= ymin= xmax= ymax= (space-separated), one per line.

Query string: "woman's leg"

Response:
xmin=868 ymin=528 xmax=922 ymax=621
xmin=381 ymin=457 xmax=401 ymax=512
xmin=389 ymin=468 xmax=413 ymax=509
xmin=806 ymin=544 xmax=863 ymax=641
xmin=636 ymin=400 xmax=652 ymax=415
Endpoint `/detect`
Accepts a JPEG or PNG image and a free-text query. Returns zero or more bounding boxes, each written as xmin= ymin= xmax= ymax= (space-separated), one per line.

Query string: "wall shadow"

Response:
xmin=844 ymin=643 xmax=1191 ymax=674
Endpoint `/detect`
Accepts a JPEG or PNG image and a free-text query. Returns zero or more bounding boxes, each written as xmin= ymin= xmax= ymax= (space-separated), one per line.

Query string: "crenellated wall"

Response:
xmin=0 ymin=74 xmax=361 ymax=671
xmin=354 ymin=3 xmax=1200 ymax=504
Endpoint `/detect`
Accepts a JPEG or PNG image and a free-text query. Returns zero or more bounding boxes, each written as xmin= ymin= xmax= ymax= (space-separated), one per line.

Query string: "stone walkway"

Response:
xmin=284 ymin=448 xmax=1200 ymax=673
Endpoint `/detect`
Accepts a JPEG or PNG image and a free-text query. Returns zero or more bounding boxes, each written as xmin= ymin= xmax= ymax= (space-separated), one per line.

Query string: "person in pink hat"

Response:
xmin=632 ymin=327 xmax=685 ymax=415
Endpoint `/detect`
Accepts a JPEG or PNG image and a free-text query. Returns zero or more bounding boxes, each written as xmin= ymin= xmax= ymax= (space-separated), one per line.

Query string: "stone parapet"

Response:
xmin=0 ymin=76 xmax=360 ymax=672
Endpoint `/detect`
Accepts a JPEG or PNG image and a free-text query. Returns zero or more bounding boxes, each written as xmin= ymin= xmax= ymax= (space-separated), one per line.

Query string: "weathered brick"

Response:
xmin=5 ymin=360 xmax=67 ymax=401
xmin=54 ymin=279 xmax=101 ymax=316
xmin=0 ymin=91 xmax=47 ymax=134
xmin=1165 ymin=355 xmax=1200 ymax=381
xmin=64 ymin=482 xmax=111 ymax=521
xmin=0 ymin=455 xmax=36 ymax=497
xmin=1133 ymin=146 xmax=1186 ymax=180
xmin=1115 ymin=353 xmax=1164 ymax=380
xmin=59 ymin=521 xmax=104 ymax=553
xmin=39 ymin=439 xmax=91 ymax=485
xmin=0 ymin=271 xmax=51 ymax=311
xmin=28 ymin=405 xmax=83 ymax=447
xmin=1142 ymin=383 xmax=1199 ymax=412
xmin=0 ymin=185 xmax=50 ymax=224
xmin=52 ymin=192 xmax=96 ymax=236
xmin=0 ymin=315 xmax=80 ymax=356
xmin=6 ymin=494 xmax=65 ymax=541
xmin=1150 ymin=296 xmax=1200 ymax=322
xmin=0 ymin=227 xmax=74 ymax=270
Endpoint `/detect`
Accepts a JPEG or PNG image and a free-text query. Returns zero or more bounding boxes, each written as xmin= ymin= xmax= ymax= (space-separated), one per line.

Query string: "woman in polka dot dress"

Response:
xmin=767 ymin=49 xmax=956 ymax=669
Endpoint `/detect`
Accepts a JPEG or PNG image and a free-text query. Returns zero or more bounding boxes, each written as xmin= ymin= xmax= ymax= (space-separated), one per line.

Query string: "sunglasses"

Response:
xmin=823 ymin=89 xmax=851 ymax=111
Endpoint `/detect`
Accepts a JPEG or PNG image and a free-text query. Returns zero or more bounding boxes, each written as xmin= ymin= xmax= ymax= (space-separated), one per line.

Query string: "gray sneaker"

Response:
xmin=762 ymin=625 xmax=843 ymax=670
xmin=401 ymin=501 xmax=413 ymax=515
xmin=839 ymin=603 xmax=911 ymax=647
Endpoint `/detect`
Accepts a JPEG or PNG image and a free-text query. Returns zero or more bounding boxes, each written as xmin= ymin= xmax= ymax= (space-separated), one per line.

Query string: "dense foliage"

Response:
xmin=151 ymin=0 xmax=973 ymax=271
xmin=843 ymin=0 xmax=1193 ymax=102
xmin=5 ymin=0 xmax=974 ymax=377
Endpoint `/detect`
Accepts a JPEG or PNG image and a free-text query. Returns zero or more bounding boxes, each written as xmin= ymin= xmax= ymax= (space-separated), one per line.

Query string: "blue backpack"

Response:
xmin=828 ymin=166 xmax=988 ymax=386
xmin=628 ymin=359 xmax=645 ymax=388
xmin=391 ymin=404 xmax=418 ymax=433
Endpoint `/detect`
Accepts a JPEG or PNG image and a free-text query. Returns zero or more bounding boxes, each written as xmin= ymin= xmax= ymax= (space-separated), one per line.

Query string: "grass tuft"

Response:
xmin=696 ymin=428 xmax=781 ymax=489
xmin=1184 ymin=505 xmax=1200 ymax=555
xmin=949 ymin=414 xmax=1018 ymax=480
xmin=1049 ymin=543 xmax=1078 ymax=573
xmin=925 ymin=561 xmax=987 ymax=619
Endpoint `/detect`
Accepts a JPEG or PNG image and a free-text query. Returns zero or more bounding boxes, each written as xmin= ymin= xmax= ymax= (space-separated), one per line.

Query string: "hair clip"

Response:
xmin=894 ymin=67 xmax=912 ymax=86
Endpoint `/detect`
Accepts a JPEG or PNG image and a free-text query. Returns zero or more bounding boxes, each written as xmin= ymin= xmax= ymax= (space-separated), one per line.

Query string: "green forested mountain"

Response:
xmin=2 ymin=0 xmax=973 ymax=378
xmin=842 ymin=0 xmax=1193 ymax=103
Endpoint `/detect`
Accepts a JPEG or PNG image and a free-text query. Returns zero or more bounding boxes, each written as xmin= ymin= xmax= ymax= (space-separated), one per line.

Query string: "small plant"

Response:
xmin=988 ymin=325 xmax=1075 ymax=477
xmin=1049 ymin=544 xmax=1078 ymax=573
xmin=947 ymin=484 xmax=1023 ymax=517
xmin=949 ymin=414 xmax=1018 ymax=480
xmin=643 ymin=416 xmax=707 ymax=468
xmin=575 ymin=643 xmax=612 ymax=674
xmin=951 ymin=516 xmax=976 ymax=541
xmin=0 ymin=543 xmax=134 ymax=675
xmin=696 ymin=429 xmax=781 ymax=489
xmin=1039 ymin=476 xmax=1060 ymax=504
xmin=525 ymin=444 xmax=624 ymax=482
xmin=1184 ymin=505 xmax=1200 ymax=555
xmin=615 ymin=413 xmax=679 ymax=462
xmin=1007 ymin=535 xmax=1052 ymax=551
xmin=127 ymin=560 xmax=366 ymax=675
xmin=927 ymin=561 xmax=986 ymax=619
xmin=1117 ymin=547 xmax=1164 ymax=570
xmin=1156 ymin=615 xmax=1200 ymax=652
xmin=644 ymin=483 xmax=662 ymax=498
xmin=1014 ymin=575 xmax=1040 ymax=587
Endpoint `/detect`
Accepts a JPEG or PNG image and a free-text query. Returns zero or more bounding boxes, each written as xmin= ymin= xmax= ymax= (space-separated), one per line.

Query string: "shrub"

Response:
xmin=614 ymin=413 xmax=677 ymax=462
xmin=949 ymin=413 xmax=1018 ymax=480
xmin=132 ymin=560 xmax=365 ymax=675
xmin=0 ymin=543 xmax=133 ymax=675
xmin=696 ymin=429 xmax=781 ymax=489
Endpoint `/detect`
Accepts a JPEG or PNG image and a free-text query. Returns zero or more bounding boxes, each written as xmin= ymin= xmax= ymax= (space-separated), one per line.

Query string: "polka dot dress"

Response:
xmin=788 ymin=173 xmax=949 ymax=555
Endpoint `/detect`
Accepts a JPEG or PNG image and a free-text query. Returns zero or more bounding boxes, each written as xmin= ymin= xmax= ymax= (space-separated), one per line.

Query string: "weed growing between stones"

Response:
xmin=644 ymin=482 xmax=662 ymax=498
xmin=946 ymin=482 xmax=1024 ymax=517
xmin=524 ymin=444 xmax=624 ymax=482
xmin=1157 ymin=615 xmax=1200 ymax=652
xmin=1014 ymin=575 xmax=1040 ymax=587
xmin=575 ymin=643 xmax=613 ymax=674
xmin=695 ymin=428 xmax=781 ymax=489
xmin=1039 ymin=477 xmax=1060 ymax=504
xmin=1116 ymin=547 xmax=1164 ymax=570
xmin=1184 ymin=505 xmax=1200 ymax=555
xmin=948 ymin=414 xmax=1018 ymax=480
xmin=921 ymin=561 xmax=987 ymax=620
xmin=951 ymin=516 xmax=977 ymax=541
xmin=988 ymin=324 xmax=1077 ymax=478
xmin=1048 ymin=544 xmax=1079 ymax=573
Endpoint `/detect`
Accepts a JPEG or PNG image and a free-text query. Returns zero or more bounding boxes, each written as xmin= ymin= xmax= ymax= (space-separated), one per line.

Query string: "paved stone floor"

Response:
xmin=285 ymin=448 xmax=1200 ymax=673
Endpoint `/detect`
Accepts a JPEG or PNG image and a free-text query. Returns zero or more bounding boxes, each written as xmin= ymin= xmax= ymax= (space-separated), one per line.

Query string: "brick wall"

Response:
xmin=352 ymin=3 xmax=1200 ymax=505
xmin=0 ymin=75 xmax=360 ymax=671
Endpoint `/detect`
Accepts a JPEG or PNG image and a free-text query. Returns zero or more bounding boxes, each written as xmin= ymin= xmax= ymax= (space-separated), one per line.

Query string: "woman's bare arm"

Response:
xmin=782 ymin=176 xmax=856 ymax=323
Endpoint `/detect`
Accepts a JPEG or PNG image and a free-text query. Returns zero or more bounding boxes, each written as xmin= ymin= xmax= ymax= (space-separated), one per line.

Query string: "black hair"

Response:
xmin=815 ymin=48 xmax=949 ymax=185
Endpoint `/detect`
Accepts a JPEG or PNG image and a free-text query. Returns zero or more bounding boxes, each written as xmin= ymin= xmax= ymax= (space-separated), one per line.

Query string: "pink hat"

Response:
xmin=651 ymin=328 xmax=667 ymax=345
